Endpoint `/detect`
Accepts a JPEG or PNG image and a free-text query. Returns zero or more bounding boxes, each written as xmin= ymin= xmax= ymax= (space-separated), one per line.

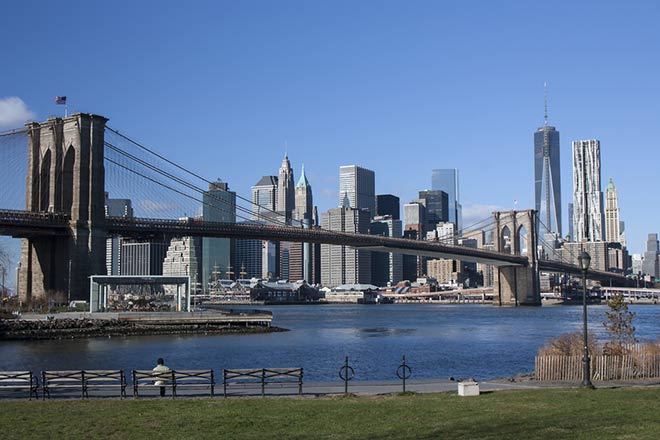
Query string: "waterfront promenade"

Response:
xmin=2 ymin=375 xmax=659 ymax=400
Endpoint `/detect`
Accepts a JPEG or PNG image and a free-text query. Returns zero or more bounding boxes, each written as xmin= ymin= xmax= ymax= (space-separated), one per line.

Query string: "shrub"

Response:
xmin=538 ymin=330 xmax=600 ymax=356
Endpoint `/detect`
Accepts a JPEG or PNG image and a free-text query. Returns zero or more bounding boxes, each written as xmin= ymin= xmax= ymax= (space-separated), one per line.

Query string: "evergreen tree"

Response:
xmin=602 ymin=294 xmax=637 ymax=355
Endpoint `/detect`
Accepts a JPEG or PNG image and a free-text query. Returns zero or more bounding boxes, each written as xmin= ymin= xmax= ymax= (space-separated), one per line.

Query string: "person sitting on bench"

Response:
xmin=152 ymin=358 xmax=171 ymax=397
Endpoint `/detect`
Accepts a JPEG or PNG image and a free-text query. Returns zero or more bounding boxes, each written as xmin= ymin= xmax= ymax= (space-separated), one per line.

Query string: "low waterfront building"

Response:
xmin=323 ymin=284 xmax=380 ymax=303
xmin=250 ymin=280 xmax=320 ymax=303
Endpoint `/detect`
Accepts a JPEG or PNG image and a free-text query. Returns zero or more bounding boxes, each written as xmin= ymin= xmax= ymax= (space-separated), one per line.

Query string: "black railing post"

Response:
xmin=338 ymin=356 xmax=355 ymax=396
xmin=396 ymin=355 xmax=412 ymax=393
xmin=261 ymin=369 xmax=265 ymax=397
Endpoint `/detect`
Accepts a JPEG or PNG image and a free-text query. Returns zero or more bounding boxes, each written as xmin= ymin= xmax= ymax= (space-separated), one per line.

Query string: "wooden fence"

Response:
xmin=535 ymin=355 xmax=660 ymax=381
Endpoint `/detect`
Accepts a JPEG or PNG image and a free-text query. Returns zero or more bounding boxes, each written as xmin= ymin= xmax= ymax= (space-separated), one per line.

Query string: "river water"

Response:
xmin=2 ymin=304 xmax=659 ymax=381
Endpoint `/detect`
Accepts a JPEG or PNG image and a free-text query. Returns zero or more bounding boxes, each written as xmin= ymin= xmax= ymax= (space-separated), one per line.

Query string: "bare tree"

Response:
xmin=603 ymin=294 xmax=637 ymax=355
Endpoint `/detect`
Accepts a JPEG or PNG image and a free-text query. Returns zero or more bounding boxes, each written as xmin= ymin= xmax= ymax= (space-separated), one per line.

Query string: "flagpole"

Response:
xmin=56 ymin=96 xmax=68 ymax=117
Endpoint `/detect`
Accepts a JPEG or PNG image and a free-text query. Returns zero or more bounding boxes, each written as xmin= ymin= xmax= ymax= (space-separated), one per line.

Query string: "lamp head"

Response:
xmin=578 ymin=251 xmax=591 ymax=272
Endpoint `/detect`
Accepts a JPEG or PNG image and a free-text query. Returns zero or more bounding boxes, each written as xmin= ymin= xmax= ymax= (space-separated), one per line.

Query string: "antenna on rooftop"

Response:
xmin=544 ymin=81 xmax=548 ymax=126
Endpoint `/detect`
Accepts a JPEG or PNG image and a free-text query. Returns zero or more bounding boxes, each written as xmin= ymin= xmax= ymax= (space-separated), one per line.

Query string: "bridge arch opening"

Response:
xmin=517 ymin=225 xmax=528 ymax=256
xmin=500 ymin=225 xmax=511 ymax=254
xmin=39 ymin=149 xmax=51 ymax=212
xmin=62 ymin=145 xmax=75 ymax=215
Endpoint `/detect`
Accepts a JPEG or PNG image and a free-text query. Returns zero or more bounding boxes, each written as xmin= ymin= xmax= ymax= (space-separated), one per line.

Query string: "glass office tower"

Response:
xmin=534 ymin=125 xmax=562 ymax=238
xmin=431 ymin=169 xmax=461 ymax=231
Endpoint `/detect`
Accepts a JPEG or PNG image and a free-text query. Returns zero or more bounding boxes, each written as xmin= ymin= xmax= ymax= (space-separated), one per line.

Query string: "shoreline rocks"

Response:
xmin=0 ymin=318 xmax=287 ymax=341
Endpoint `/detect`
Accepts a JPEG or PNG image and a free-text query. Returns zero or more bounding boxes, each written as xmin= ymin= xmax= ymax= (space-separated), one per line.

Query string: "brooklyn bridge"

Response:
xmin=0 ymin=113 xmax=630 ymax=307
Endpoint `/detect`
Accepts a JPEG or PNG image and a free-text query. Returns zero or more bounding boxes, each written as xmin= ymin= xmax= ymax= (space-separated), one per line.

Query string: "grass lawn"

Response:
xmin=2 ymin=388 xmax=659 ymax=439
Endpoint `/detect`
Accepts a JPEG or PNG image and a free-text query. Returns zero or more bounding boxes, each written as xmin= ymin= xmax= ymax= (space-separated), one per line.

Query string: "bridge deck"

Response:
xmin=0 ymin=209 xmax=630 ymax=282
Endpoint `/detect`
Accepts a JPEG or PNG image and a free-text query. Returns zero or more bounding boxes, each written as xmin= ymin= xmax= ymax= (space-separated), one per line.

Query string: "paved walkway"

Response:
xmin=3 ymin=378 xmax=659 ymax=400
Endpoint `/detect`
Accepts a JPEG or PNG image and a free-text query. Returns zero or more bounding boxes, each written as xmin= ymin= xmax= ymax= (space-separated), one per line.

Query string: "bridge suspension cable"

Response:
xmin=104 ymin=141 xmax=283 ymax=226
xmin=105 ymin=127 xmax=293 ymax=227
xmin=0 ymin=130 xmax=28 ymax=211
xmin=105 ymin=155 xmax=276 ymax=225
xmin=0 ymin=127 xmax=28 ymax=137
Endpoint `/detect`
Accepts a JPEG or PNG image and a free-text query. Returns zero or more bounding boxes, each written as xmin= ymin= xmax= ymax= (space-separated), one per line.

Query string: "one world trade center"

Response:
xmin=534 ymin=84 xmax=562 ymax=241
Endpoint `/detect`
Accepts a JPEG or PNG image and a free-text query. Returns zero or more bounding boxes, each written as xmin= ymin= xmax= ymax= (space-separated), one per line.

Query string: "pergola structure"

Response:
xmin=89 ymin=275 xmax=190 ymax=313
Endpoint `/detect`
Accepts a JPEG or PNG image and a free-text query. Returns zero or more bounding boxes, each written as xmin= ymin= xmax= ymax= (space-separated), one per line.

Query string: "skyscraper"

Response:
xmin=251 ymin=176 xmax=278 ymax=218
xmin=643 ymin=233 xmax=659 ymax=278
xmin=418 ymin=190 xmax=449 ymax=233
xmin=277 ymin=154 xmax=295 ymax=220
xmin=403 ymin=202 xmax=426 ymax=280
xmin=567 ymin=203 xmax=574 ymax=242
xmin=321 ymin=207 xmax=372 ymax=286
xmin=293 ymin=165 xmax=315 ymax=282
xmin=339 ymin=165 xmax=375 ymax=218
xmin=604 ymin=178 xmax=622 ymax=244
xmin=120 ymin=241 xmax=168 ymax=275
xmin=534 ymin=86 xmax=562 ymax=238
xmin=403 ymin=202 xmax=425 ymax=233
xmin=234 ymin=221 xmax=264 ymax=279
xmin=104 ymin=192 xmax=134 ymax=275
xmin=202 ymin=180 xmax=236 ymax=287
xmin=376 ymin=194 xmax=400 ymax=220
xmin=572 ymin=139 xmax=604 ymax=242
xmin=431 ymin=169 xmax=461 ymax=230
xmin=370 ymin=215 xmax=403 ymax=286
xmin=294 ymin=165 xmax=313 ymax=222
xmin=163 ymin=236 xmax=202 ymax=287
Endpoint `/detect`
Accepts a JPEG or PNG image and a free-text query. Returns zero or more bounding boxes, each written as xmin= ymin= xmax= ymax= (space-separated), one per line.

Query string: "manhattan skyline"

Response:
xmin=1 ymin=1 xmax=659 ymax=253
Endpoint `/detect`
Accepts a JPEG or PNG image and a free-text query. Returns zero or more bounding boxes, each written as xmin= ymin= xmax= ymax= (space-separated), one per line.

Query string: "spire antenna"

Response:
xmin=544 ymin=81 xmax=548 ymax=126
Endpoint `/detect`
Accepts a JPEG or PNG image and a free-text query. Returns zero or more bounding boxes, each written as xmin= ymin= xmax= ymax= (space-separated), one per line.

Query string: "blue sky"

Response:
xmin=1 ymin=0 xmax=659 ymax=254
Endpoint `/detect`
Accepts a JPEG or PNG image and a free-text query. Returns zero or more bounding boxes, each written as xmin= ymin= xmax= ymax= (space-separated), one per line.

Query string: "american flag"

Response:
xmin=55 ymin=96 xmax=67 ymax=105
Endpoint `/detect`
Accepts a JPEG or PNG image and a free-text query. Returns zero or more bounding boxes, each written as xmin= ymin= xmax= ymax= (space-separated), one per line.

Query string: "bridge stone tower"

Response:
xmin=19 ymin=114 xmax=108 ymax=303
xmin=493 ymin=210 xmax=541 ymax=306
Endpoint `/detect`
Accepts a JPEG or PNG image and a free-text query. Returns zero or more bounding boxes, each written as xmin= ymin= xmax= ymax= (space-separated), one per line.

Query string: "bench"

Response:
xmin=0 ymin=371 xmax=39 ymax=400
xmin=132 ymin=370 xmax=214 ymax=398
xmin=42 ymin=370 xmax=126 ymax=399
xmin=42 ymin=371 xmax=84 ymax=399
xmin=223 ymin=368 xmax=303 ymax=397
xmin=84 ymin=370 xmax=126 ymax=399
xmin=171 ymin=370 xmax=214 ymax=397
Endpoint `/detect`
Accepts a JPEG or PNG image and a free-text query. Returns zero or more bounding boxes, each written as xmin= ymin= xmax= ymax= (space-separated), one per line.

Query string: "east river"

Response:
xmin=2 ymin=304 xmax=659 ymax=381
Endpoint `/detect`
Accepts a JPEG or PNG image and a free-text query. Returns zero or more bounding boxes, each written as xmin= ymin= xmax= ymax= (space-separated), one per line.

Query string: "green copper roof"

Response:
xmin=297 ymin=164 xmax=310 ymax=188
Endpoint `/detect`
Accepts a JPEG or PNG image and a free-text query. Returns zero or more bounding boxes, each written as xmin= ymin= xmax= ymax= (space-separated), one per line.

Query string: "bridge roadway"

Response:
xmin=0 ymin=209 xmax=631 ymax=283
xmin=106 ymin=216 xmax=525 ymax=266
xmin=0 ymin=209 xmax=523 ymax=266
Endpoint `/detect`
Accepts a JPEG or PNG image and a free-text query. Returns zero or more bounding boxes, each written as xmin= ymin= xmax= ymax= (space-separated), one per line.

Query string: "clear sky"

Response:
xmin=1 ymin=0 xmax=659 ymax=254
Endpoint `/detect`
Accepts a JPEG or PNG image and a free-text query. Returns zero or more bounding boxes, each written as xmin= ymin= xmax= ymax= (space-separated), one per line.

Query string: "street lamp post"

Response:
xmin=578 ymin=250 xmax=594 ymax=389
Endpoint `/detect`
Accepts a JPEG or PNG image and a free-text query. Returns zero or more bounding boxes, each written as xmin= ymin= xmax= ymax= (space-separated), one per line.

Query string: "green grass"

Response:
xmin=2 ymin=388 xmax=660 ymax=439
